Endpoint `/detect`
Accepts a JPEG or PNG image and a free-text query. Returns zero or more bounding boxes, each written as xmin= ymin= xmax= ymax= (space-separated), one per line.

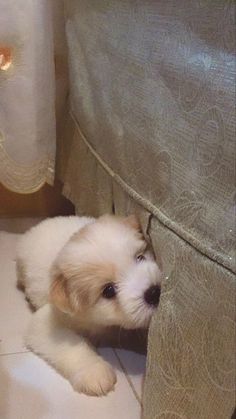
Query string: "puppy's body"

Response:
xmin=17 ymin=215 xmax=161 ymax=396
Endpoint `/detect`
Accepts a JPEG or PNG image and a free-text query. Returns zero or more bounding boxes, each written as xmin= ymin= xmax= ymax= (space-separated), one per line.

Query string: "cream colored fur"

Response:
xmin=16 ymin=214 xmax=161 ymax=396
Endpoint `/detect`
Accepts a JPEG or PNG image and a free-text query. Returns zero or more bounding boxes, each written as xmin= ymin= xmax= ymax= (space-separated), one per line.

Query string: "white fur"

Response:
xmin=17 ymin=215 xmax=161 ymax=396
xmin=17 ymin=216 xmax=94 ymax=308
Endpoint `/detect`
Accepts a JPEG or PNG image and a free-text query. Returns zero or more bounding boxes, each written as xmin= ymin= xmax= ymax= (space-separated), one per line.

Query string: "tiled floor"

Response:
xmin=0 ymin=219 xmax=145 ymax=419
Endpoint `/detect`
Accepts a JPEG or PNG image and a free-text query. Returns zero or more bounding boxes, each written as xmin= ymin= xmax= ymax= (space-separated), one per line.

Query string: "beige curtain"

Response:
xmin=59 ymin=1 xmax=235 ymax=418
xmin=0 ymin=0 xmax=68 ymax=194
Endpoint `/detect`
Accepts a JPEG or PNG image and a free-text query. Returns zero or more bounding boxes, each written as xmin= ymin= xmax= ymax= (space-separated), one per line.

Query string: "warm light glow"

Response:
xmin=0 ymin=47 xmax=12 ymax=71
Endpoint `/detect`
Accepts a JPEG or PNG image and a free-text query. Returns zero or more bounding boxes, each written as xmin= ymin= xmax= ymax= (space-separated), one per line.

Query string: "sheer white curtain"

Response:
xmin=0 ymin=0 xmax=68 ymax=193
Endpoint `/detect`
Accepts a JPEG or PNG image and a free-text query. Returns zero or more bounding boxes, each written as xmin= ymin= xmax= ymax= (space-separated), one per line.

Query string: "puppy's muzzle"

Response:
xmin=144 ymin=285 xmax=161 ymax=307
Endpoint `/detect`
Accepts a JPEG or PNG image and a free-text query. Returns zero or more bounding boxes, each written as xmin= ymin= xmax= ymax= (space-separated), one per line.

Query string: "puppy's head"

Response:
xmin=50 ymin=215 xmax=162 ymax=330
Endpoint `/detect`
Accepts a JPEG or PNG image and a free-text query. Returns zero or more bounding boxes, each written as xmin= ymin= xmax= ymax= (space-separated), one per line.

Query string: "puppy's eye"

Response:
xmin=136 ymin=254 xmax=146 ymax=262
xmin=102 ymin=283 xmax=116 ymax=299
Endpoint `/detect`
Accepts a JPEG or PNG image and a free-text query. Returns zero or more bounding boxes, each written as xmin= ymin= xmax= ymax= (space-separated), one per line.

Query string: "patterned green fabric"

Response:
xmin=59 ymin=1 xmax=236 ymax=418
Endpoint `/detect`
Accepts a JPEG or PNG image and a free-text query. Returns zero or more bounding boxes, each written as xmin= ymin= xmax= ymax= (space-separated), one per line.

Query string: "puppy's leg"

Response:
xmin=26 ymin=304 xmax=117 ymax=396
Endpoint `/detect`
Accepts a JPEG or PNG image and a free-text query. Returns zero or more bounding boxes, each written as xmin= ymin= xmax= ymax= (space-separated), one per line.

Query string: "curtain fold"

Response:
xmin=0 ymin=0 xmax=68 ymax=193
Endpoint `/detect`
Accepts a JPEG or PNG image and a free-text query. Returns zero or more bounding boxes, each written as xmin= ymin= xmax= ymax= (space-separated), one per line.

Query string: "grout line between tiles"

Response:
xmin=0 ymin=349 xmax=30 ymax=357
xmin=113 ymin=348 xmax=142 ymax=407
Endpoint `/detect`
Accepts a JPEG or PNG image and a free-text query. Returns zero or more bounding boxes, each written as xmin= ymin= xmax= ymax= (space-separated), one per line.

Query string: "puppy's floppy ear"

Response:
xmin=49 ymin=273 xmax=71 ymax=313
xmin=123 ymin=214 xmax=141 ymax=231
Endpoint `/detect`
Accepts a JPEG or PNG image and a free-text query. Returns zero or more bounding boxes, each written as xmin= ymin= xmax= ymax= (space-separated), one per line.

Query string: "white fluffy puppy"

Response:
xmin=16 ymin=214 xmax=161 ymax=396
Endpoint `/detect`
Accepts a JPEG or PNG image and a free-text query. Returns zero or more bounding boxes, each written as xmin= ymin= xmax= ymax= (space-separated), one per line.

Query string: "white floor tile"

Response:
xmin=0 ymin=350 xmax=141 ymax=419
xmin=114 ymin=349 xmax=146 ymax=401
xmin=0 ymin=232 xmax=32 ymax=354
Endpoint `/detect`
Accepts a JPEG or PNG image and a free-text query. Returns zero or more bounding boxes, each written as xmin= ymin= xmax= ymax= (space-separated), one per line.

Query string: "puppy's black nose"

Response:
xmin=144 ymin=285 xmax=161 ymax=307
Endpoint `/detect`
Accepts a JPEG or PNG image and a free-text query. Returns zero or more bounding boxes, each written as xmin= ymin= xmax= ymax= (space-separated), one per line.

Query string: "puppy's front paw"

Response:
xmin=71 ymin=360 xmax=117 ymax=396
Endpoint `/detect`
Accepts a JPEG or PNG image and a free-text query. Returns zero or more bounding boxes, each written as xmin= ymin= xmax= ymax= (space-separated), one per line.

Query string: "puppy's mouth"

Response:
xmin=125 ymin=297 xmax=160 ymax=329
